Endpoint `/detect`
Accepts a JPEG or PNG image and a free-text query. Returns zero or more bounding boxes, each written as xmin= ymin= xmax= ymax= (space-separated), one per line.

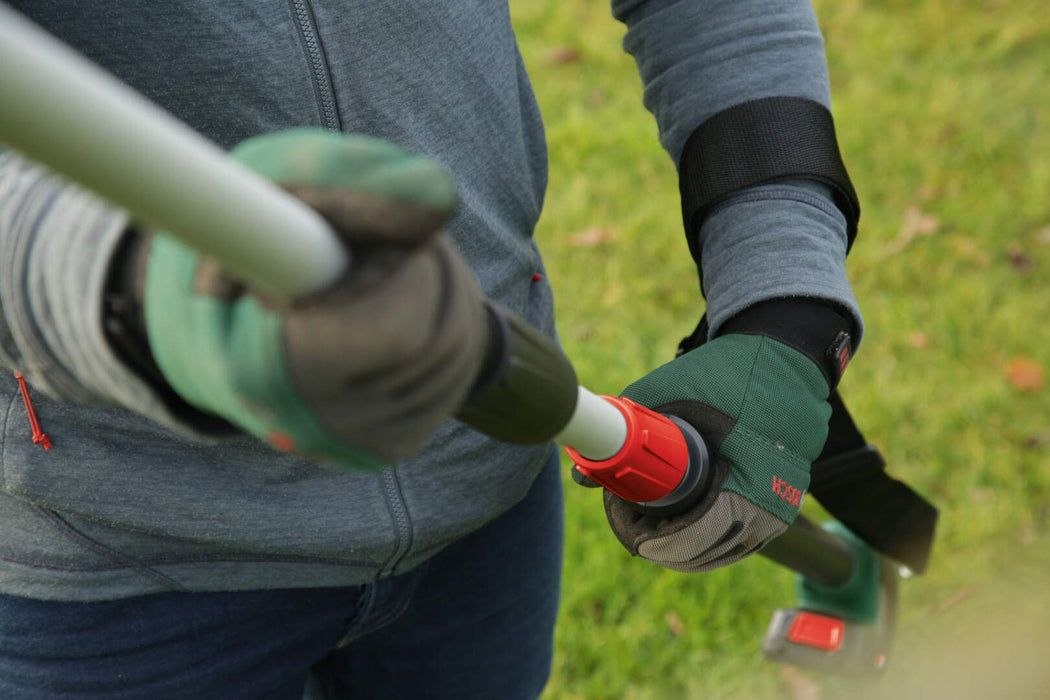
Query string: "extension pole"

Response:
xmin=0 ymin=5 xmax=345 ymax=299
xmin=0 ymin=7 xmax=855 ymax=589
xmin=0 ymin=4 xmax=632 ymax=476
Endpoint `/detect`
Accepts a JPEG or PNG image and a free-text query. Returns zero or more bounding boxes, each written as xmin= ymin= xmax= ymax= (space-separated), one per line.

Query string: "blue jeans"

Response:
xmin=0 ymin=453 xmax=563 ymax=699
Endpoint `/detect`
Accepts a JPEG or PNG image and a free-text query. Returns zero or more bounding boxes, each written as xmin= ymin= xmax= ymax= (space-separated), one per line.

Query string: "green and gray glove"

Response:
xmin=134 ymin=129 xmax=489 ymax=470
xmin=604 ymin=299 xmax=853 ymax=572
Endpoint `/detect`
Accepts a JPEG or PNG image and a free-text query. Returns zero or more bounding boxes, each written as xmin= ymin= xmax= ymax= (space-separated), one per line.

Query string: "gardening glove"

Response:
xmin=603 ymin=299 xmax=854 ymax=573
xmin=137 ymin=129 xmax=489 ymax=470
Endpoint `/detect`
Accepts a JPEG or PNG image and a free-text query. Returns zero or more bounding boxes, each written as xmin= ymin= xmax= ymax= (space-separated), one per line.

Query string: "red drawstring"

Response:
xmin=14 ymin=372 xmax=50 ymax=450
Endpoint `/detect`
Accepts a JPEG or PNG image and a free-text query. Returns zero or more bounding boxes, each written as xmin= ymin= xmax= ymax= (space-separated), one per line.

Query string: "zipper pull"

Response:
xmin=14 ymin=372 xmax=51 ymax=450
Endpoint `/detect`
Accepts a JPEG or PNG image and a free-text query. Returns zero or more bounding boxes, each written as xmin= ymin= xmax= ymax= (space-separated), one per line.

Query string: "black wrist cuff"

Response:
xmin=102 ymin=229 xmax=160 ymax=383
xmin=717 ymin=298 xmax=854 ymax=389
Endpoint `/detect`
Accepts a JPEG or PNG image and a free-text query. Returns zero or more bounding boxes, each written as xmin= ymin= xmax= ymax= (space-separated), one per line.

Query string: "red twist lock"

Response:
xmin=565 ymin=395 xmax=690 ymax=504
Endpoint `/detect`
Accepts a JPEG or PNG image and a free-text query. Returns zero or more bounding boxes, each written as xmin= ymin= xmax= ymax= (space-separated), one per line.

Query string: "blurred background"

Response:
xmin=510 ymin=1 xmax=1050 ymax=697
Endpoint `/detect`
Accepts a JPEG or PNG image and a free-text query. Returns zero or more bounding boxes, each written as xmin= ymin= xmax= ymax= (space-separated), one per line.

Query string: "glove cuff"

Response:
xmin=103 ymin=229 xmax=178 ymax=397
xmin=717 ymin=297 xmax=854 ymax=389
xmin=105 ymin=229 xmax=238 ymax=432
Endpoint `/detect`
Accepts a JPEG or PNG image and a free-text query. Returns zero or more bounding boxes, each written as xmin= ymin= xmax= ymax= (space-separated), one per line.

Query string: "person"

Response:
xmin=0 ymin=1 xmax=862 ymax=697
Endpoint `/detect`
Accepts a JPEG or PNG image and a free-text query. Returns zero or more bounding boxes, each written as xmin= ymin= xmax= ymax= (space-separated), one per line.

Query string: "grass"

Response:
xmin=510 ymin=1 xmax=1050 ymax=697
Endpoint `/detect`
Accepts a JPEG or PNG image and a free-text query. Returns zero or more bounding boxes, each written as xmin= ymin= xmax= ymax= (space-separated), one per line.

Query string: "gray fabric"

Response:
xmin=0 ymin=153 xmax=189 ymax=430
xmin=0 ymin=0 xmax=858 ymax=600
xmin=612 ymin=0 xmax=861 ymax=339
xmin=608 ymin=491 xmax=786 ymax=574
xmin=699 ymin=180 xmax=861 ymax=338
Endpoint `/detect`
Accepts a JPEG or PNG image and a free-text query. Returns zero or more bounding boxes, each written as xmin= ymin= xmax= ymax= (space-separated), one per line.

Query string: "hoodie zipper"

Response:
xmin=287 ymin=0 xmax=342 ymax=131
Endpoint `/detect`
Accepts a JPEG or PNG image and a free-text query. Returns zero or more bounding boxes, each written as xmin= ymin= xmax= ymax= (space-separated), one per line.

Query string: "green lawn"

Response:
xmin=511 ymin=1 xmax=1050 ymax=697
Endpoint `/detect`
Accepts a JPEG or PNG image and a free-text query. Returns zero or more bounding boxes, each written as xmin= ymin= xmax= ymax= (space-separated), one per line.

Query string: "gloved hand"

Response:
xmin=603 ymin=300 xmax=852 ymax=573
xmin=138 ymin=129 xmax=489 ymax=470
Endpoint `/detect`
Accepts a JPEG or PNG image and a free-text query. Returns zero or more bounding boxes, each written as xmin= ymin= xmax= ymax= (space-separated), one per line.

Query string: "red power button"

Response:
xmin=787 ymin=612 xmax=845 ymax=652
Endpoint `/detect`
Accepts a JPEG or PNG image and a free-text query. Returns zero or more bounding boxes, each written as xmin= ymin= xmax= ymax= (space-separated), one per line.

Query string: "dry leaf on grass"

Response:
xmin=1007 ymin=242 xmax=1033 ymax=272
xmin=545 ymin=46 xmax=581 ymax=65
xmin=929 ymin=585 xmax=980 ymax=615
xmin=1005 ymin=357 xmax=1045 ymax=392
xmin=886 ymin=204 xmax=939 ymax=255
xmin=909 ymin=331 xmax=930 ymax=349
xmin=571 ymin=324 xmax=594 ymax=341
xmin=1023 ymin=430 xmax=1050 ymax=450
xmin=970 ymin=487 xmax=994 ymax=503
xmin=569 ymin=227 xmax=616 ymax=247
xmin=916 ymin=183 xmax=939 ymax=201
xmin=664 ymin=611 xmax=685 ymax=636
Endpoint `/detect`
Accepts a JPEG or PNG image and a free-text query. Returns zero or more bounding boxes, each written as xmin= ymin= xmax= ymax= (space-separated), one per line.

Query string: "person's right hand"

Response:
xmin=601 ymin=299 xmax=854 ymax=573
xmin=139 ymin=129 xmax=490 ymax=470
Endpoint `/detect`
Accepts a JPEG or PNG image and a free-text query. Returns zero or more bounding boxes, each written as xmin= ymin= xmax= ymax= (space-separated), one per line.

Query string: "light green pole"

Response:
xmin=0 ymin=5 xmax=347 ymax=299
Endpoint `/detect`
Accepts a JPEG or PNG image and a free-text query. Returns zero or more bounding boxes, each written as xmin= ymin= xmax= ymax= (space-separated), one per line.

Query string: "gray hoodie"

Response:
xmin=0 ymin=0 xmax=859 ymax=600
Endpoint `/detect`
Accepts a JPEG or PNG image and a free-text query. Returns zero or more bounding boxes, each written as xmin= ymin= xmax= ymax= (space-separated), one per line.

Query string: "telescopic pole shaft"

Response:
xmin=555 ymin=387 xmax=628 ymax=460
xmin=0 ymin=5 xmax=347 ymax=299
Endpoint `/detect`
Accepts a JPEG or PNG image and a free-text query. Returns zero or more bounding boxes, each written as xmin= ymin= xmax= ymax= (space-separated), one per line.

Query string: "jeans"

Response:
xmin=0 ymin=452 xmax=564 ymax=699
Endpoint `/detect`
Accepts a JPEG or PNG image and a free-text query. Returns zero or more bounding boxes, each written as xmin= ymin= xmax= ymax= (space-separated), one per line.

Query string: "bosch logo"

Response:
xmin=772 ymin=475 xmax=804 ymax=507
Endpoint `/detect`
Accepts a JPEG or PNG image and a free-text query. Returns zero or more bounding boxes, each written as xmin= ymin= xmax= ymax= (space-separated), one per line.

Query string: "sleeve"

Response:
xmin=611 ymin=0 xmax=863 ymax=340
xmin=0 ymin=148 xmax=218 ymax=435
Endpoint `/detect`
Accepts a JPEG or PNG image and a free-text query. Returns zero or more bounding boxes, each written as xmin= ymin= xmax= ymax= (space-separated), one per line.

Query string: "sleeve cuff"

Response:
xmin=695 ymin=179 xmax=863 ymax=345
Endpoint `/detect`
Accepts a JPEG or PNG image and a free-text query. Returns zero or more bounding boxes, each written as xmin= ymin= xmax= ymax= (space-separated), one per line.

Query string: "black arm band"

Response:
xmin=678 ymin=96 xmax=860 ymax=264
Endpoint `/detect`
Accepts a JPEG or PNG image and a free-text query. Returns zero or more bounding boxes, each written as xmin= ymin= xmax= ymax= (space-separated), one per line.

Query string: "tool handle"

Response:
xmin=565 ymin=397 xmax=714 ymax=515
xmin=455 ymin=305 xmax=713 ymax=516
xmin=456 ymin=303 xmax=580 ymax=445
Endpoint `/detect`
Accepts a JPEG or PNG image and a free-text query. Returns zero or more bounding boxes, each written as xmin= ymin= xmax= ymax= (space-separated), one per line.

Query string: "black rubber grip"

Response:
xmin=456 ymin=303 xmax=578 ymax=445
